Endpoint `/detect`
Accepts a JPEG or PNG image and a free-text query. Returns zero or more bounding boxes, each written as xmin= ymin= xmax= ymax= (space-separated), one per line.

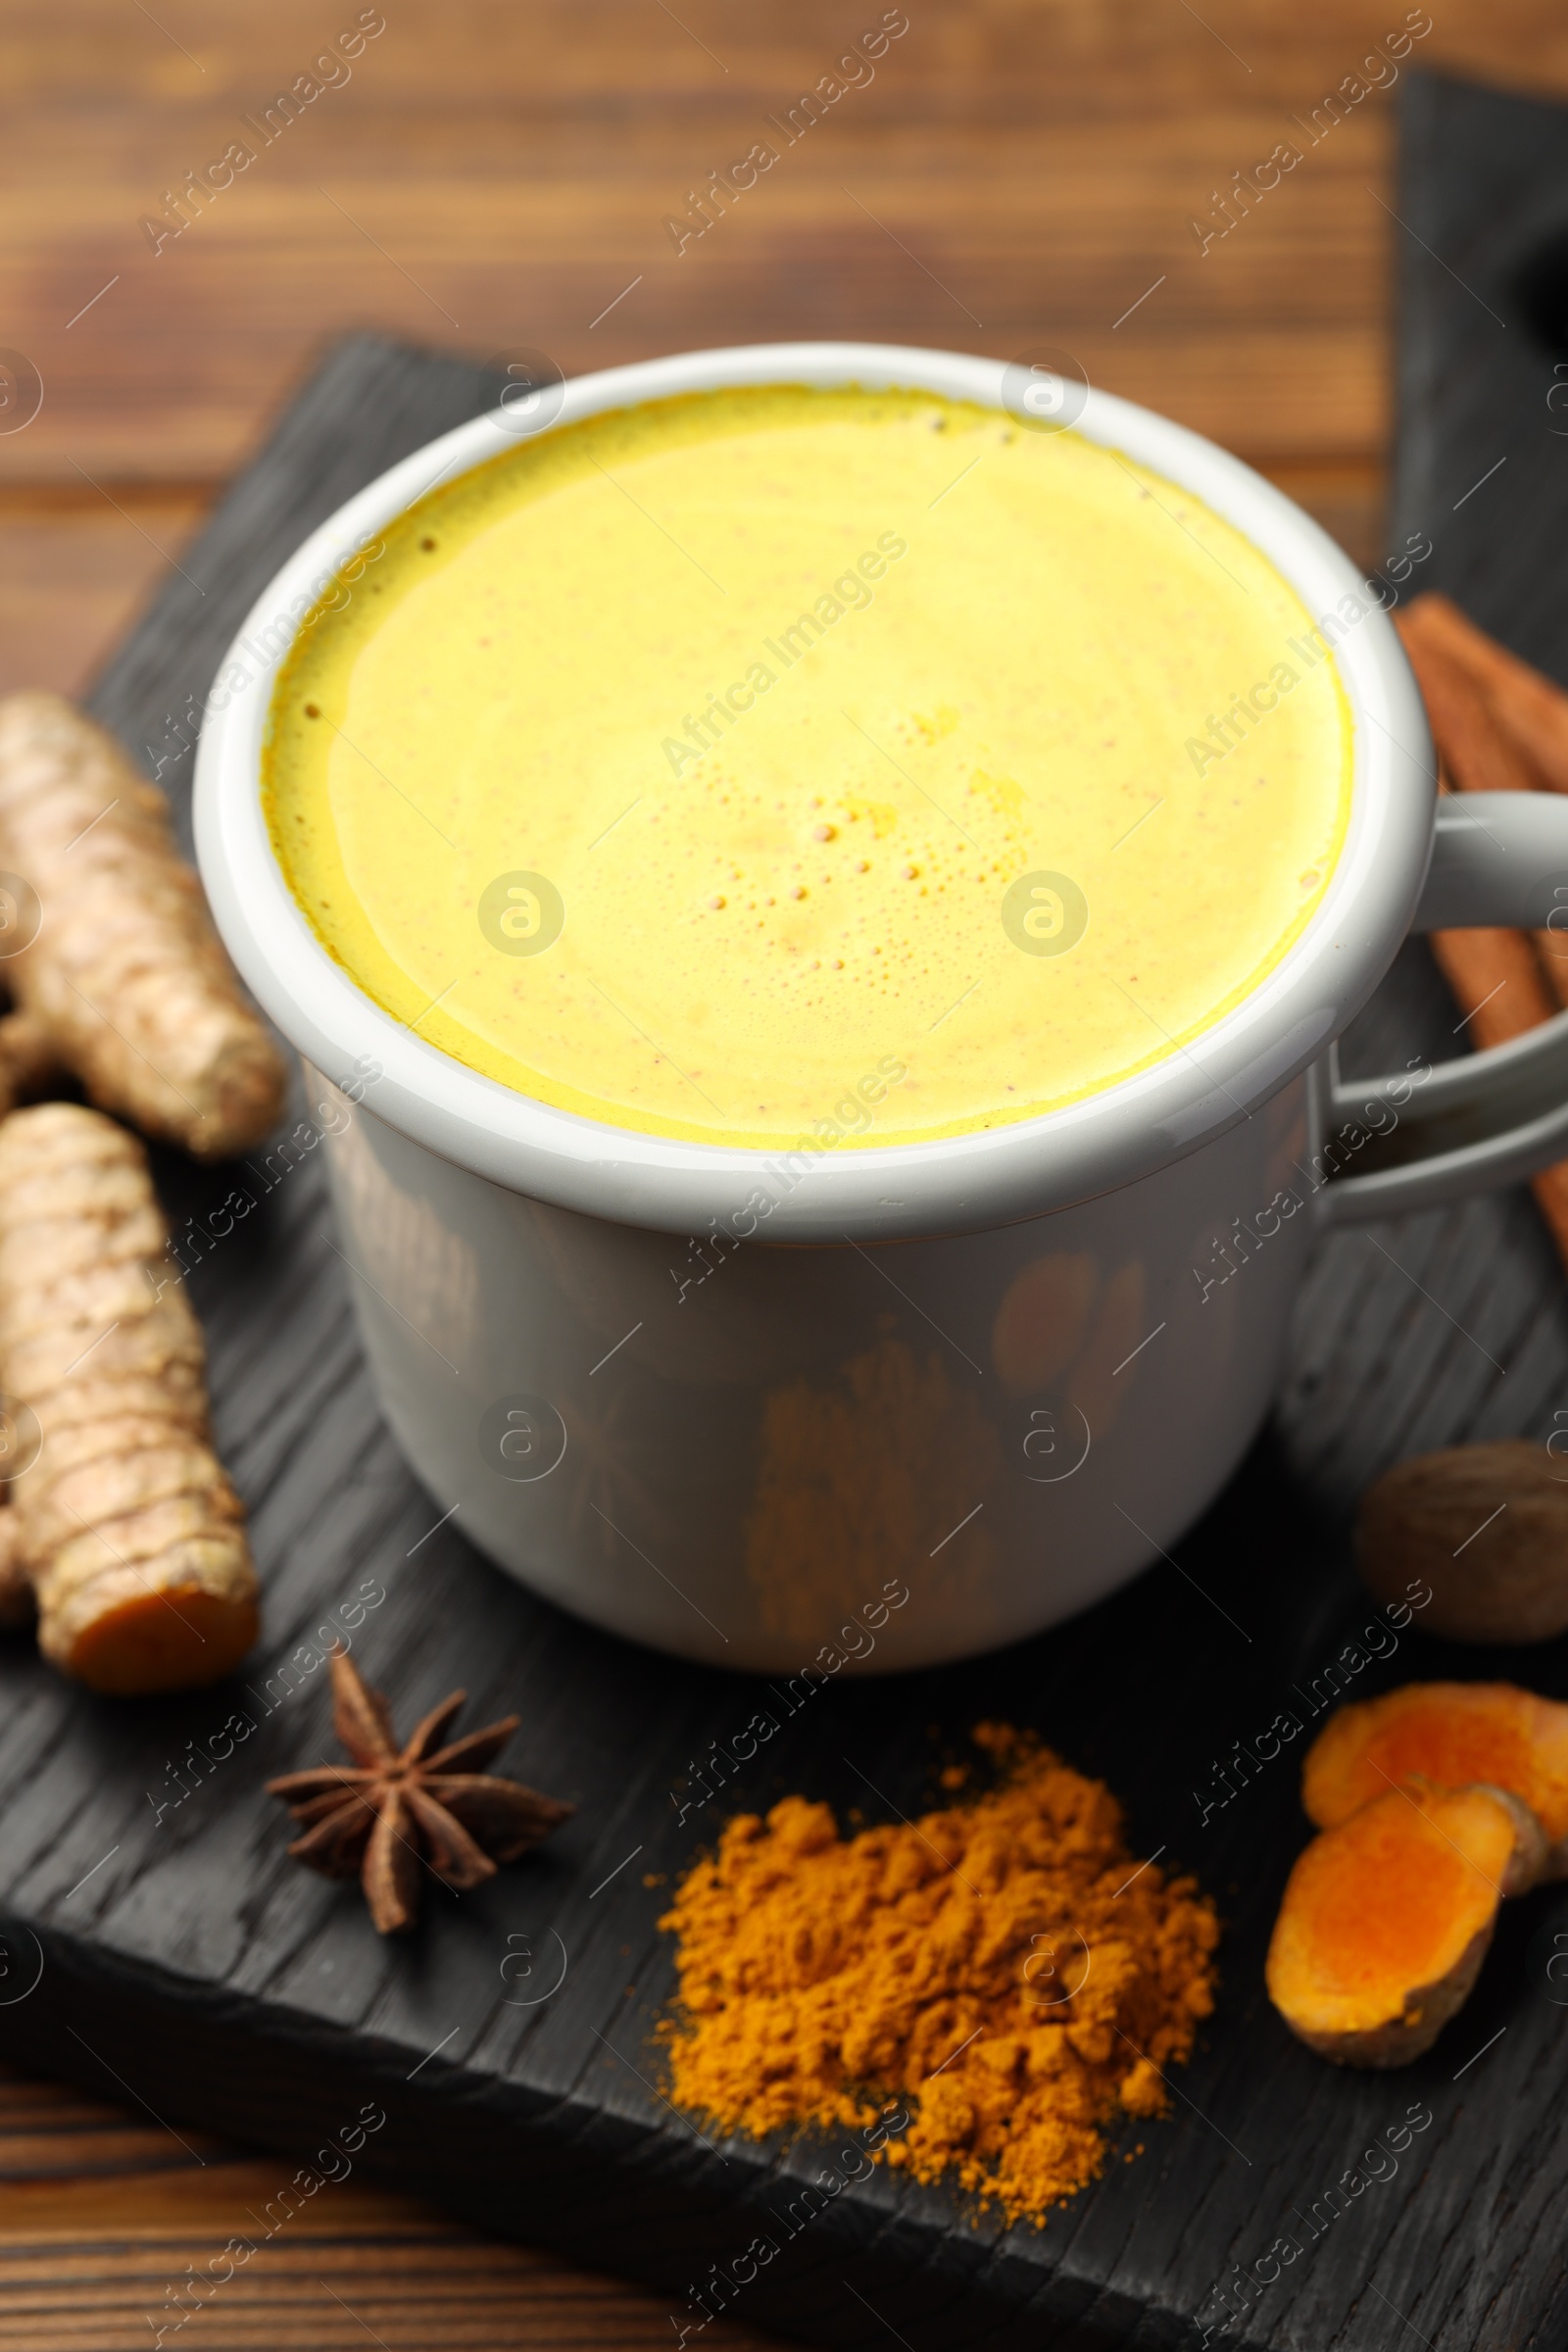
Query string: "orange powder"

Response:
xmin=659 ymin=1725 xmax=1220 ymax=2227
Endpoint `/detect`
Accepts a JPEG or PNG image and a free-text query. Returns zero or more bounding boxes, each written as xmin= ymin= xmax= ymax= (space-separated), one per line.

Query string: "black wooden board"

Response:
xmin=7 ymin=73 xmax=1568 ymax=2350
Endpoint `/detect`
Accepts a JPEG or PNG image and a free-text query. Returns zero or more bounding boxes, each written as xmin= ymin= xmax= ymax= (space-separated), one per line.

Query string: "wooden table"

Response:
xmin=2 ymin=3 xmax=1567 ymax=2342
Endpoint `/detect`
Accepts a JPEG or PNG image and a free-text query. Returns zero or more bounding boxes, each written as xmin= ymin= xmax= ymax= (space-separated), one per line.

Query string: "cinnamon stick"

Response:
xmin=1396 ymin=606 xmax=1543 ymax=797
xmin=1401 ymin=595 xmax=1568 ymax=796
xmin=1394 ymin=610 xmax=1568 ymax=1004
xmin=1534 ymin=1163 xmax=1568 ymax=1259
xmin=1396 ymin=600 xmax=1568 ymax=1271
xmin=1427 ymin=926 xmax=1556 ymax=1051
xmin=1536 ymin=933 xmax=1568 ymax=1011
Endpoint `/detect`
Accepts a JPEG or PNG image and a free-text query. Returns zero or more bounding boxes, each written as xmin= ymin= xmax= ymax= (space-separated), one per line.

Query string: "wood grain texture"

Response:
xmin=0 ymin=490 xmax=212 ymax=701
xmin=0 ymin=2070 xmax=782 ymax=2352
xmin=20 ymin=0 xmax=1568 ymax=723
xmin=0 ymin=223 xmax=1564 ymax=2337
xmin=0 ymin=0 xmax=1444 ymax=476
xmin=6 ymin=16 xmax=1568 ymax=2352
xmin=1281 ymin=70 xmax=1568 ymax=1520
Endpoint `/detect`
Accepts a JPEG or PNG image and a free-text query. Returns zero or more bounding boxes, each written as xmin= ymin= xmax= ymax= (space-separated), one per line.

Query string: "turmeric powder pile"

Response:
xmin=659 ymin=1726 xmax=1220 ymax=2227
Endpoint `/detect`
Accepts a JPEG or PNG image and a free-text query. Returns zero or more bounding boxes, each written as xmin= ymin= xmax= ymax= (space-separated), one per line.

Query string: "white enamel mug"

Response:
xmin=194 ymin=341 xmax=1568 ymax=1674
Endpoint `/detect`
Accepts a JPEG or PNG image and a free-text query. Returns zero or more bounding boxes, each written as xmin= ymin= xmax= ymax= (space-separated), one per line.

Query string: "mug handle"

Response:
xmin=1323 ymin=791 xmax=1568 ymax=1224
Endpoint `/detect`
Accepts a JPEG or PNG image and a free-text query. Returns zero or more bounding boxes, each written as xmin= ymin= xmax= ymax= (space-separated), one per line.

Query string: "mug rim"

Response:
xmin=193 ymin=338 xmax=1436 ymax=1242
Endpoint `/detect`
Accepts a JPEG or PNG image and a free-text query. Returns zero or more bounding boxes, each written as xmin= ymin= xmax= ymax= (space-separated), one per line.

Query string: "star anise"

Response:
xmin=266 ymin=1651 xmax=574 ymax=1934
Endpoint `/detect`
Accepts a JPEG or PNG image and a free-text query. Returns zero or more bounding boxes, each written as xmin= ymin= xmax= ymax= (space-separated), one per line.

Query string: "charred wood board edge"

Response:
xmin=4 ymin=81 xmax=1568 ymax=2346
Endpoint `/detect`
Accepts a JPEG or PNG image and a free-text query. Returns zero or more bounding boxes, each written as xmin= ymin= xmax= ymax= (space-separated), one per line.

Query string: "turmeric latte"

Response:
xmin=264 ymin=385 xmax=1353 ymax=1149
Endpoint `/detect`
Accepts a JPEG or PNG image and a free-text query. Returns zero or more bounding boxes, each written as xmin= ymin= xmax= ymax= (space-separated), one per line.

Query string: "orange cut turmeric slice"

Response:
xmin=1267 ymin=1784 xmax=1540 ymax=2067
xmin=1302 ymin=1682 xmax=1568 ymax=1852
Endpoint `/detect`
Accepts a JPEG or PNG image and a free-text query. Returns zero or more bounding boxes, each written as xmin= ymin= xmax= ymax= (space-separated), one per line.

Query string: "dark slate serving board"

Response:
xmin=7 ymin=71 xmax=1568 ymax=2351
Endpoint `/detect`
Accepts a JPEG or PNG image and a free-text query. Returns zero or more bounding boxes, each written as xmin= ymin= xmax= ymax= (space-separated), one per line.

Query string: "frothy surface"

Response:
xmin=264 ymin=385 xmax=1351 ymax=1148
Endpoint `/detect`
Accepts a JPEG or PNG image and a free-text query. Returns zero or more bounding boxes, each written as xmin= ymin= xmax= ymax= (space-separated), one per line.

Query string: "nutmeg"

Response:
xmin=1356 ymin=1440 xmax=1568 ymax=1643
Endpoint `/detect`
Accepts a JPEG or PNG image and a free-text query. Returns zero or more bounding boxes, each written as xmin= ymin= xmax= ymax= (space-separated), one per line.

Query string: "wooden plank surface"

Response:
xmin=0 ymin=2065 xmax=780 ymax=2351
xmin=0 ymin=305 xmax=1561 ymax=2352
xmin=4 ymin=7 xmax=1568 ymax=2349
xmin=5 ymin=0 xmax=1567 ymax=702
xmin=0 ymin=0 xmax=1417 ymax=476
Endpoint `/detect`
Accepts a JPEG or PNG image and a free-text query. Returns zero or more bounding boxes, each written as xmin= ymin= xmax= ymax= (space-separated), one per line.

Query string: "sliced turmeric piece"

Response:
xmin=1303 ymin=1682 xmax=1568 ymax=1859
xmin=0 ymin=1102 xmax=260 ymax=1691
xmin=1267 ymin=1783 xmax=1543 ymax=2066
xmin=0 ymin=693 xmax=286 ymax=1159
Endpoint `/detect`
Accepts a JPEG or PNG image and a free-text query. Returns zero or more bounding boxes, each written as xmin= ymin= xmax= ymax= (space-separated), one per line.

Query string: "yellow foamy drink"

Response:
xmin=265 ymin=385 xmax=1352 ymax=1149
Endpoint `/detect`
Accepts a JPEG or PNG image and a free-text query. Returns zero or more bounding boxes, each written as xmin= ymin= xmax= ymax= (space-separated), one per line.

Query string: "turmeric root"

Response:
xmin=1267 ymin=1782 xmax=1543 ymax=2066
xmin=1302 ymin=1681 xmax=1568 ymax=1864
xmin=0 ymin=693 xmax=286 ymax=1159
xmin=1356 ymin=1442 xmax=1568 ymax=1643
xmin=0 ymin=1009 xmax=55 ymax=1115
xmin=0 ymin=1503 xmax=30 ymax=1629
xmin=0 ymin=1102 xmax=260 ymax=1692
